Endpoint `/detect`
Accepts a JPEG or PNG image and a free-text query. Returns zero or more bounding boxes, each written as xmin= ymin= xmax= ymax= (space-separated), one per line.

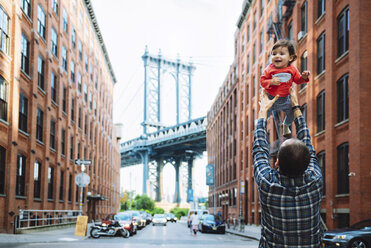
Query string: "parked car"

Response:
xmin=114 ymin=213 xmax=137 ymax=236
xmin=124 ymin=210 xmax=146 ymax=229
xmin=187 ymin=209 xmax=209 ymax=227
xmin=141 ymin=211 xmax=153 ymax=225
xmin=102 ymin=213 xmax=137 ymax=236
xmin=152 ymin=214 xmax=167 ymax=226
xmin=166 ymin=213 xmax=177 ymax=223
xmin=199 ymin=214 xmax=225 ymax=234
xmin=322 ymin=219 xmax=371 ymax=248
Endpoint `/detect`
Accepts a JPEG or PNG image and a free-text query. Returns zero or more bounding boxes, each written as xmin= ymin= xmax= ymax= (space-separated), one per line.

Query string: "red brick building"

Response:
xmin=0 ymin=0 xmax=121 ymax=233
xmin=208 ymin=0 xmax=371 ymax=230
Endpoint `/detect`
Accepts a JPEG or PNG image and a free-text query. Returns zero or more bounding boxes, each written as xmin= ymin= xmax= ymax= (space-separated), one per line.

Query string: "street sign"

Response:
xmin=206 ymin=164 xmax=215 ymax=186
xmin=75 ymin=173 xmax=90 ymax=187
xmin=74 ymin=159 xmax=92 ymax=166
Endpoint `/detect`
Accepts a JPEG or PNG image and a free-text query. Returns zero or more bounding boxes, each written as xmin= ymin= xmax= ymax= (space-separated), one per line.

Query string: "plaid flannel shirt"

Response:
xmin=253 ymin=116 xmax=323 ymax=248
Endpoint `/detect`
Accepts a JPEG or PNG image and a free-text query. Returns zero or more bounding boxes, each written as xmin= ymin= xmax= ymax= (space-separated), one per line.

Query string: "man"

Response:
xmin=253 ymin=87 xmax=323 ymax=247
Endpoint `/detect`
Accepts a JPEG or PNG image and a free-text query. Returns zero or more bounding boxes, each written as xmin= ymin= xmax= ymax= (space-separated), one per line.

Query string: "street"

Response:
xmin=1 ymin=222 xmax=259 ymax=248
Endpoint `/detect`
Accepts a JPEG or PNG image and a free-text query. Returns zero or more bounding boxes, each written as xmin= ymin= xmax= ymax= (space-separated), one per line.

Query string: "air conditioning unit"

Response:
xmin=297 ymin=31 xmax=306 ymax=40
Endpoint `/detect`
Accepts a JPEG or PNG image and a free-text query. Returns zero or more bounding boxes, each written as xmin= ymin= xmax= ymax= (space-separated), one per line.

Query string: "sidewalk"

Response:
xmin=226 ymin=224 xmax=261 ymax=241
xmin=0 ymin=224 xmax=91 ymax=244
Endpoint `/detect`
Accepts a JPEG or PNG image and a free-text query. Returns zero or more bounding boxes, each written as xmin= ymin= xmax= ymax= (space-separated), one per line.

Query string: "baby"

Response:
xmin=260 ymin=39 xmax=310 ymax=137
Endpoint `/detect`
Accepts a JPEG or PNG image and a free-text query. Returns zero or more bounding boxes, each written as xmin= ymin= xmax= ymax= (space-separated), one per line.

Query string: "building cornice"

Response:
xmin=237 ymin=0 xmax=252 ymax=29
xmin=83 ymin=0 xmax=117 ymax=84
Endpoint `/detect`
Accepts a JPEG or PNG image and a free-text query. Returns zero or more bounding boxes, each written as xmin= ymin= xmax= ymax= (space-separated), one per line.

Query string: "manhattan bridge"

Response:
xmin=120 ymin=47 xmax=207 ymax=203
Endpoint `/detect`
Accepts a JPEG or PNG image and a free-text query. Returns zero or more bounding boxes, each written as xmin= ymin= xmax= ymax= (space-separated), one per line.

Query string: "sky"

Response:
xmin=91 ymin=0 xmax=243 ymax=200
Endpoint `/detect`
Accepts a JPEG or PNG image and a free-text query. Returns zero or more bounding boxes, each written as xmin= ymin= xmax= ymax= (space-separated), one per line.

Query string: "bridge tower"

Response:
xmin=140 ymin=47 xmax=196 ymax=197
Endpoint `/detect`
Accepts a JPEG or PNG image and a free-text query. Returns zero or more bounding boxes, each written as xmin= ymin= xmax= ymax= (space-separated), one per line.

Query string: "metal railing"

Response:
xmin=16 ymin=210 xmax=82 ymax=230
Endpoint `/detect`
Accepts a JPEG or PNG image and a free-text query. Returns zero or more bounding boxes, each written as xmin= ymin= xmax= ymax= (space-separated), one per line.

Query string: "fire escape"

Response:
xmin=266 ymin=0 xmax=296 ymax=156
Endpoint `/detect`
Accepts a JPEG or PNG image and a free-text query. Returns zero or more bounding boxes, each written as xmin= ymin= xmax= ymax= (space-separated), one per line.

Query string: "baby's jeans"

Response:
xmin=267 ymin=94 xmax=294 ymax=126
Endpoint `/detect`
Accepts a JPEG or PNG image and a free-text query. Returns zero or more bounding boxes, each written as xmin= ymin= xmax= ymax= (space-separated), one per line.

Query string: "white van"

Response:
xmin=187 ymin=209 xmax=209 ymax=227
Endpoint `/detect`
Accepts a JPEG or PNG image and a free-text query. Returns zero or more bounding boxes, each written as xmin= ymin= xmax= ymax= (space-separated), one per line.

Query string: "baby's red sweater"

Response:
xmin=260 ymin=64 xmax=309 ymax=97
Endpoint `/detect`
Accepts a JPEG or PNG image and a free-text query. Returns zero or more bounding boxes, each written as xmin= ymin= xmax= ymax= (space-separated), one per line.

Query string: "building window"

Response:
xmin=84 ymin=84 xmax=87 ymax=102
xmin=20 ymin=0 xmax=31 ymax=17
xmin=300 ymin=51 xmax=308 ymax=89
xmin=318 ymin=0 xmax=325 ymax=18
xmin=34 ymin=161 xmax=41 ymax=198
xmin=70 ymin=136 xmax=74 ymax=160
xmin=50 ymin=119 xmax=56 ymax=150
xmin=38 ymin=55 xmax=45 ymax=90
xmin=19 ymin=93 xmax=28 ymax=133
xmin=316 ymin=90 xmax=325 ymax=133
xmin=62 ymin=85 xmax=67 ymax=112
xmin=59 ymin=170 xmax=64 ymax=201
xmin=68 ymin=174 xmax=72 ymax=202
xmin=51 ymin=28 xmax=58 ymax=57
xmin=89 ymin=92 xmax=92 ymax=109
xmin=0 ymin=146 xmax=5 ymax=194
xmin=51 ymin=72 xmax=57 ymax=102
xmin=94 ymin=101 xmax=97 ymax=116
xmin=0 ymin=76 xmax=8 ymax=121
xmin=260 ymin=0 xmax=264 ymax=17
xmin=84 ymin=54 xmax=88 ymax=71
xmin=317 ymin=151 xmax=325 ymax=195
xmin=337 ymin=143 xmax=349 ymax=194
xmin=253 ymin=42 xmax=256 ymax=64
xmin=71 ymin=27 xmax=76 ymax=48
xmin=317 ymin=32 xmax=325 ymax=75
xmin=78 ymin=107 xmax=82 ymax=128
xmin=36 ymin=108 xmax=43 ymax=142
xmin=254 ymin=10 xmax=257 ymax=30
xmin=337 ymin=6 xmax=349 ymax=58
xmin=48 ymin=166 xmax=54 ymax=200
xmin=75 ymin=185 xmax=79 ymax=202
xmin=260 ymin=29 xmax=264 ymax=53
xmin=71 ymin=97 xmax=75 ymax=122
xmin=241 ymin=35 xmax=245 ymax=53
xmin=337 ymin=74 xmax=349 ymax=123
xmin=78 ymin=40 xmax=82 ymax=60
xmin=37 ymin=5 xmax=46 ymax=39
xmin=337 ymin=214 xmax=350 ymax=229
xmin=16 ymin=154 xmax=26 ymax=196
xmin=288 ymin=21 xmax=293 ymax=40
xmin=301 ymin=1 xmax=307 ymax=34
xmin=61 ymin=128 xmax=66 ymax=155
xmin=62 ymin=8 xmax=68 ymax=33
xmin=77 ymin=72 xmax=82 ymax=92
xmin=62 ymin=46 xmax=67 ymax=71
xmin=84 ymin=116 xmax=87 ymax=135
xmin=21 ymin=34 xmax=30 ymax=75
xmin=0 ymin=6 xmax=10 ymax=55
xmin=52 ymin=0 xmax=58 ymax=15
xmin=71 ymin=61 xmax=75 ymax=82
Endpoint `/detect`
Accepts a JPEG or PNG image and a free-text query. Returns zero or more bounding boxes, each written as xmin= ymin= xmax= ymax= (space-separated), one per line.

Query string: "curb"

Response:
xmin=226 ymin=229 xmax=260 ymax=241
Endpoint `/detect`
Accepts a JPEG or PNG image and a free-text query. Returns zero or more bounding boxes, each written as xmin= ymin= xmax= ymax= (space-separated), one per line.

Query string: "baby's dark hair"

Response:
xmin=271 ymin=39 xmax=297 ymax=64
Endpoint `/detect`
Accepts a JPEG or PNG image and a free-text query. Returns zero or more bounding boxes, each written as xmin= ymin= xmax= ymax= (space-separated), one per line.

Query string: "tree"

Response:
xmin=133 ymin=194 xmax=155 ymax=211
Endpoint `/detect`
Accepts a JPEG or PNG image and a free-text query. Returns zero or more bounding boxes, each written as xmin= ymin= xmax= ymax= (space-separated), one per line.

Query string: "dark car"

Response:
xmin=103 ymin=213 xmax=137 ymax=236
xmin=322 ymin=219 xmax=371 ymax=248
xmin=199 ymin=214 xmax=225 ymax=234
xmin=166 ymin=213 xmax=177 ymax=223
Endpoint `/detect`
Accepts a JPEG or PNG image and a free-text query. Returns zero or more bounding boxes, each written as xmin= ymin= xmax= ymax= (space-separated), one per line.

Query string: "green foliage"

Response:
xmin=132 ymin=194 xmax=155 ymax=211
xmin=120 ymin=201 xmax=128 ymax=211
xmin=169 ymin=207 xmax=189 ymax=220
xmin=149 ymin=207 xmax=165 ymax=215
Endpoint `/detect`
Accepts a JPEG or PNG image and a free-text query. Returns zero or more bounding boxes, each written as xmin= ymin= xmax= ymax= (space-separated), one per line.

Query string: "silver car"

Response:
xmin=152 ymin=214 xmax=167 ymax=226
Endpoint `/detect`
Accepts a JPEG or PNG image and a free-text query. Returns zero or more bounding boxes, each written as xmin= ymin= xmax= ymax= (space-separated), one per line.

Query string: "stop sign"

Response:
xmin=75 ymin=173 xmax=90 ymax=187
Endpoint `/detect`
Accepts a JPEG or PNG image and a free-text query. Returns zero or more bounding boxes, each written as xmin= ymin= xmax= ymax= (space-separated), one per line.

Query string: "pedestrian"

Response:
xmin=189 ymin=212 xmax=199 ymax=236
xmin=260 ymin=39 xmax=310 ymax=137
xmin=253 ymin=88 xmax=323 ymax=247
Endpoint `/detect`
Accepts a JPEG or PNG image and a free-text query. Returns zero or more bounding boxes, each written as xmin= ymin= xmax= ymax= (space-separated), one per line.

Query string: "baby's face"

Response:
xmin=271 ymin=46 xmax=294 ymax=69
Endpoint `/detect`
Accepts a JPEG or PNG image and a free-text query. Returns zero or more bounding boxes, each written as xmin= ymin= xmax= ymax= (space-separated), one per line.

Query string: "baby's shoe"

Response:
xmin=282 ymin=124 xmax=292 ymax=138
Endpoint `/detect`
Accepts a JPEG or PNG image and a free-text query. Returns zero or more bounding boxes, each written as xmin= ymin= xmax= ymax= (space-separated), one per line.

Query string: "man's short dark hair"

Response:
xmin=278 ymin=138 xmax=310 ymax=177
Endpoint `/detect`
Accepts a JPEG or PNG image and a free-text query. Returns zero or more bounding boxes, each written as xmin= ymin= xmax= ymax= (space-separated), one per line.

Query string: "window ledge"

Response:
xmin=315 ymin=70 xmax=326 ymax=80
xmin=19 ymin=129 xmax=29 ymax=137
xmin=335 ymin=194 xmax=349 ymax=198
xmin=315 ymin=13 xmax=326 ymax=25
xmin=0 ymin=48 xmax=12 ymax=61
xmin=335 ymin=51 xmax=349 ymax=64
xmin=21 ymin=70 xmax=31 ymax=80
xmin=298 ymin=32 xmax=308 ymax=44
xmin=34 ymin=198 xmax=42 ymax=202
xmin=298 ymin=86 xmax=307 ymax=94
xmin=50 ymin=147 xmax=57 ymax=153
xmin=0 ymin=194 xmax=6 ymax=197
xmin=38 ymin=87 xmax=46 ymax=95
xmin=36 ymin=139 xmax=45 ymax=146
xmin=16 ymin=196 xmax=26 ymax=199
xmin=335 ymin=119 xmax=349 ymax=128
xmin=0 ymin=119 xmax=9 ymax=126
xmin=315 ymin=130 xmax=325 ymax=137
xmin=48 ymin=199 xmax=54 ymax=202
